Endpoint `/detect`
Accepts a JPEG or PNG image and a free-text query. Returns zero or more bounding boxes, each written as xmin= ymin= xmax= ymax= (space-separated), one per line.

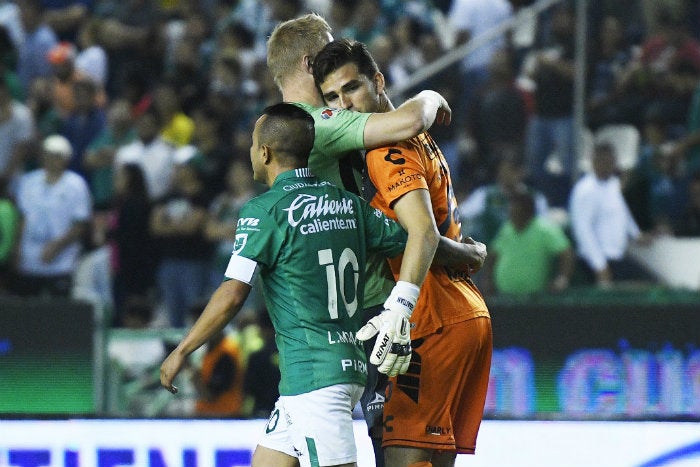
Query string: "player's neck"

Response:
xmin=281 ymin=75 xmax=325 ymax=107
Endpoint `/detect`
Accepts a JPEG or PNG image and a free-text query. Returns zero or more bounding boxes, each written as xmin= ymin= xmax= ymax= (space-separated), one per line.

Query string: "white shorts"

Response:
xmin=258 ymin=383 xmax=364 ymax=467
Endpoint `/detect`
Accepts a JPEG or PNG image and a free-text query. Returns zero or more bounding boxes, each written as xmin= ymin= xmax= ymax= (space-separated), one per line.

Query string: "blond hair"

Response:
xmin=266 ymin=13 xmax=332 ymax=89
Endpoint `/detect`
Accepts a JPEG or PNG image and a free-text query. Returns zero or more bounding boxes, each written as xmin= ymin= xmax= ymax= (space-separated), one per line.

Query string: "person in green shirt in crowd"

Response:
xmin=0 ymin=177 xmax=19 ymax=290
xmin=486 ymin=187 xmax=574 ymax=295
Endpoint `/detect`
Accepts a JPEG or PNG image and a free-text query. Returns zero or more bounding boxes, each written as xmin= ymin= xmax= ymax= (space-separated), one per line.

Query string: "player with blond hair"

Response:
xmin=266 ymin=14 xmax=486 ymax=467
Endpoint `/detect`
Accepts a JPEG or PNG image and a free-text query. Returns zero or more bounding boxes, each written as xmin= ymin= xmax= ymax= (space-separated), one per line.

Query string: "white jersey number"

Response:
xmin=318 ymin=248 xmax=359 ymax=319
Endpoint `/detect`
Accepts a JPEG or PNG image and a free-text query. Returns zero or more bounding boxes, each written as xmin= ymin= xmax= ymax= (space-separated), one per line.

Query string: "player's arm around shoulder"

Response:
xmin=363 ymin=90 xmax=452 ymax=149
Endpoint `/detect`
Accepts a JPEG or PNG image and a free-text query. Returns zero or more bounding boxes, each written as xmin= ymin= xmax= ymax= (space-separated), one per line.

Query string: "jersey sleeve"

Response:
xmin=223 ymin=200 xmax=282 ymax=284
xmin=308 ymin=106 xmax=370 ymax=158
xmin=366 ymin=143 xmax=429 ymax=208
xmin=362 ymin=202 xmax=408 ymax=259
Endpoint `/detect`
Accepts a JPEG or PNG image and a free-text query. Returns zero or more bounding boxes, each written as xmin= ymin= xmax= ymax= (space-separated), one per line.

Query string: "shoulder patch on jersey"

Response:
xmin=233 ymin=233 xmax=248 ymax=254
xmin=320 ymin=108 xmax=335 ymax=119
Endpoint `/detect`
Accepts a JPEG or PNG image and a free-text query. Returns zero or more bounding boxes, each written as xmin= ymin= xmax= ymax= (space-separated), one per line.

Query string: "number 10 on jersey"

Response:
xmin=318 ymin=248 xmax=360 ymax=319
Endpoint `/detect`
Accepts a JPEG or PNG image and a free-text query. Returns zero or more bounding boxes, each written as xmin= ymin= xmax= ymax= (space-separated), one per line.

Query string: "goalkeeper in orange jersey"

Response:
xmin=313 ymin=39 xmax=492 ymax=467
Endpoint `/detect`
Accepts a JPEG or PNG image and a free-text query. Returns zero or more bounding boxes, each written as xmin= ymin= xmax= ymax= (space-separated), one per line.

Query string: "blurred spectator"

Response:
xmin=385 ymin=15 xmax=424 ymax=90
xmin=42 ymin=0 xmax=91 ymax=43
xmin=153 ymin=81 xmax=194 ymax=147
xmin=163 ymin=15 xmax=210 ymax=114
xmin=75 ymin=18 xmax=109 ymax=87
xmin=0 ymin=1 xmax=24 ymax=51
xmin=191 ymin=302 xmax=245 ymax=418
xmin=82 ymin=98 xmax=136 ymax=210
xmin=12 ymin=134 xmax=91 ymax=297
xmin=448 ymin=0 xmax=513 ymax=127
xmin=189 ymin=105 xmax=232 ymax=203
xmin=114 ymin=107 xmax=175 ymax=201
xmin=664 ymin=79 xmax=700 ymax=178
xmin=466 ymin=49 xmax=529 ymax=186
xmin=109 ymin=163 xmax=157 ymax=326
xmin=327 ymin=0 xmax=358 ymax=39
xmin=484 ymin=187 xmax=574 ymax=295
xmin=240 ymin=57 xmax=280 ymax=123
xmin=59 ymin=78 xmax=107 ymax=177
xmin=0 ymin=25 xmax=24 ymax=101
xmin=243 ymin=309 xmax=280 ymax=418
xmin=17 ymin=0 xmax=58 ymax=93
xmin=624 ymin=108 xmax=688 ymax=234
xmin=26 ymin=76 xmax=61 ymax=137
xmin=352 ymin=0 xmax=387 ymax=45
xmin=71 ymin=215 xmax=113 ymax=310
xmin=586 ymin=15 xmax=634 ymax=130
xmin=522 ymin=3 xmax=576 ymax=207
xmin=47 ymin=41 xmax=107 ymax=120
xmin=0 ymin=77 xmax=35 ymax=186
xmin=115 ymin=70 xmax=152 ymax=119
xmin=367 ymin=33 xmax=403 ymax=88
xmin=569 ymin=142 xmax=654 ymax=288
xmin=205 ymin=159 xmax=255 ymax=290
xmin=614 ymin=7 xmax=700 ymax=127
xmin=459 ymin=153 xmax=549 ymax=245
xmin=204 ymin=53 xmax=246 ymax=136
xmin=0 ymin=176 xmax=18 ymax=290
xmin=150 ymin=163 xmax=212 ymax=327
xmin=410 ymin=28 xmax=463 ymax=179
xmin=675 ymin=171 xmax=700 ymax=237
xmin=93 ymin=0 xmax=162 ymax=97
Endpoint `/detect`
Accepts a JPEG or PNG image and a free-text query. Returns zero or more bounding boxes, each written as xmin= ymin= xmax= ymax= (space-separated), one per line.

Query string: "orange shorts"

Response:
xmin=382 ymin=316 xmax=492 ymax=454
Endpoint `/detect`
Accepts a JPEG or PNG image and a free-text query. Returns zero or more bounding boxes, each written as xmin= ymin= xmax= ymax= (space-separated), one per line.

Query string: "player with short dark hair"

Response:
xmin=314 ymin=39 xmax=492 ymax=467
xmin=160 ymin=103 xmax=410 ymax=467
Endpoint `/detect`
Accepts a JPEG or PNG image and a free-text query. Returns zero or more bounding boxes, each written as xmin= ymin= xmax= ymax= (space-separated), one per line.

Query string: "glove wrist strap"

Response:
xmin=385 ymin=281 xmax=420 ymax=319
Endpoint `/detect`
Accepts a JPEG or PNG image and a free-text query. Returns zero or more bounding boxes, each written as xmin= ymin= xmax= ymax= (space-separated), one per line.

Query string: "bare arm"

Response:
xmin=160 ymin=279 xmax=251 ymax=393
xmin=392 ymin=189 xmax=440 ymax=286
xmin=363 ymin=91 xmax=451 ymax=149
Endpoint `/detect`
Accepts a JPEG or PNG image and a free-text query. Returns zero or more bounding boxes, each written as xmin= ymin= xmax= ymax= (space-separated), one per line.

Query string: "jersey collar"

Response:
xmin=273 ymin=168 xmax=315 ymax=185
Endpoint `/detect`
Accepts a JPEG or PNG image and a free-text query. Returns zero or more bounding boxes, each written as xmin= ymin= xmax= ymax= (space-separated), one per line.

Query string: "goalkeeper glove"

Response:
xmin=356 ymin=281 xmax=419 ymax=376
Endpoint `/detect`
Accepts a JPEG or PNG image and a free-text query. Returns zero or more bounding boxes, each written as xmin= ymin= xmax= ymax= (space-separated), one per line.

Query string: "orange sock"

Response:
xmin=407 ymin=462 xmax=432 ymax=467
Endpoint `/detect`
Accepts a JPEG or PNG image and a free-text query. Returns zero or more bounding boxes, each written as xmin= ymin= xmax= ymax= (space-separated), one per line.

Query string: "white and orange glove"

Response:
xmin=356 ymin=281 xmax=419 ymax=377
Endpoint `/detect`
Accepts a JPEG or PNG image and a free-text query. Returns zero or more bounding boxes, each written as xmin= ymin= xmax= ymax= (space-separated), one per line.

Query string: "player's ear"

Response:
xmin=261 ymin=144 xmax=273 ymax=164
xmin=373 ymin=71 xmax=386 ymax=95
xmin=303 ymin=55 xmax=313 ymax=74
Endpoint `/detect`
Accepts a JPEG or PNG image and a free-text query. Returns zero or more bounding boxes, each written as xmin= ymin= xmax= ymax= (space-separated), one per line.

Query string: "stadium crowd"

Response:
xmin=1 ymin=0 xmax=700 ymax=415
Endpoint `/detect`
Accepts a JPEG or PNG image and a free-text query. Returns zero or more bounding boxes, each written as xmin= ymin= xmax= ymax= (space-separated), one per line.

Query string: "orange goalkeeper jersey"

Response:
xmin=365 ymin=132 xmax=490 ymax=340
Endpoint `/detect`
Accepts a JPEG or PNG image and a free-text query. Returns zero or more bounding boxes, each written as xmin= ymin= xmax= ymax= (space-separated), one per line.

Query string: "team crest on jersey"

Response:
xmin=320 ymin=108 xmax=335 ymax=119
xmin=233 ymin=233 xmax=248 ymax=254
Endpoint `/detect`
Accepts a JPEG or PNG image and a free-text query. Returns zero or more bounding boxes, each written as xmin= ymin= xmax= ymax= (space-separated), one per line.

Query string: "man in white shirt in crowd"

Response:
xmin=13 ymin=134 xmax=92 ymax=297
xmin=114 ymin=108 xmax=175 ymax=202
xmin=569 ymin=142 xmax=654 ymax=288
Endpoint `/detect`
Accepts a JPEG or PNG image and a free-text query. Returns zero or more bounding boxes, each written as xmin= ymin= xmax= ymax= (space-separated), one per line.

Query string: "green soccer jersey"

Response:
xmin=293 ymin=102 xmax=395 ymax=308
xmin=227 ymin=168 xmax=407 ymax=396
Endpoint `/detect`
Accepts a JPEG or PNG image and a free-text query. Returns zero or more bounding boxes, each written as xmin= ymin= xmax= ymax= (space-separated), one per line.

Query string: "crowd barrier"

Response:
xmin=1 ymin=288 xmax=699 ymax=420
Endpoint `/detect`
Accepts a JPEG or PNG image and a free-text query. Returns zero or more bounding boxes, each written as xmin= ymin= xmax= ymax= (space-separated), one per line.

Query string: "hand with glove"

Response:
xmin=356 ymin=281 xmax=420 ymax=377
